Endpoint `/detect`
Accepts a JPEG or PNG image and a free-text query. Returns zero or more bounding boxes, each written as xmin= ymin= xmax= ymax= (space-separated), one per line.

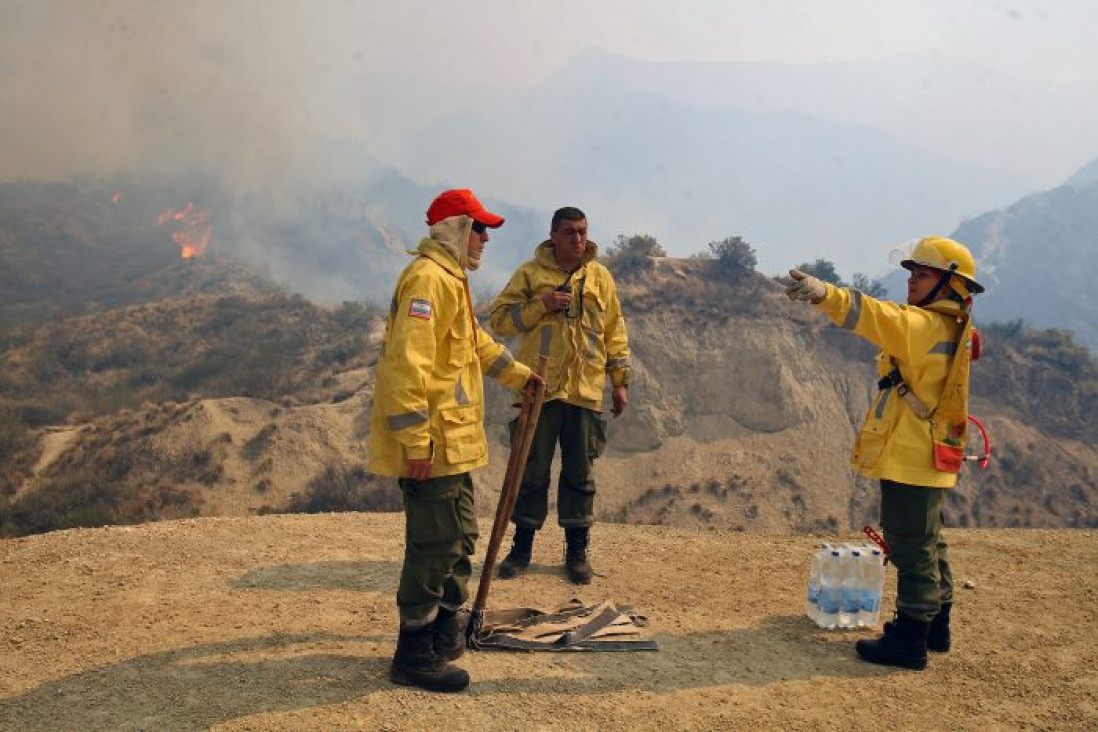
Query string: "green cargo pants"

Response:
xmin=880 ymin=479 xmax=954 ymax=622
xmin=510 ymin=400 xmax=608 ymax=530
xmin=396 ymin=473 xmax=478 ymax=629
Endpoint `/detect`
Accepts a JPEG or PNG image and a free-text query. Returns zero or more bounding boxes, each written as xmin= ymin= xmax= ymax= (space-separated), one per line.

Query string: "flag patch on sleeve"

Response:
xmin=408 ymin=298 xmax=433 ymax=320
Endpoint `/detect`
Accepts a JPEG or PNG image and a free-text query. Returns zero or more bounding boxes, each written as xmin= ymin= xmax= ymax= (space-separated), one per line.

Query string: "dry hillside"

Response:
xmin=1 ymin=515 xmax=1095 ymax=730
xmin=4 ymin=257 xmax=1097 ymax=537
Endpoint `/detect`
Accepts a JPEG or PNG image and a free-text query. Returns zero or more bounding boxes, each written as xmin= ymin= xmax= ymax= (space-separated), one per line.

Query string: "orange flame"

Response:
xmin=110 ymin=191 xmax=123 ymax=204
xmin=156 ymin=202 xmax=211 ymax=259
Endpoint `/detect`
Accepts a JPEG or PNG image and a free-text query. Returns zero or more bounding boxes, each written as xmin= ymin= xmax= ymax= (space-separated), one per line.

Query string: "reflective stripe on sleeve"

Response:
xmin=485 ymin=349 xmax=514 ymax=378
xmin=841 ymin=289 xmax=863 ymax=330
xmin=605 ymin=357 xmax=630 ymax=371
xmin=509 ymin=304 xmax=528 ymax=333
xmin=387 ymin=410 xmax=428 ymax=431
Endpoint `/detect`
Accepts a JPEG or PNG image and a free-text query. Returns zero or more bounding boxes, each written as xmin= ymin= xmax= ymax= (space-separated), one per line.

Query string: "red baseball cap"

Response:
xmin=425 ymin=188 xmax=505 ymax=228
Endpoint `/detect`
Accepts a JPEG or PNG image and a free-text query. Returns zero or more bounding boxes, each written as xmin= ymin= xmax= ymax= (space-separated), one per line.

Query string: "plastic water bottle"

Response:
xmin=859 ymin=547 xmax=886 ymax=626
xmin=854 ymin=547 xmax=872 ymax=627
xmin=839 ymin=547 xmax=861 ymax=628
xmin=805 ymin=543 xmax=830 ymax=622
xmin=817 ymin=550 xmax=842 ymax=629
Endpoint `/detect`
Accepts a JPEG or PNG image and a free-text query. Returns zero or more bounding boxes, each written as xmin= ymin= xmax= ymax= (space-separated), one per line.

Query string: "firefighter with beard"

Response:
xmin=785 ymin=236 xmax=984 ymax=670
xmin=368 ymin=188 xmax=543 ymax=693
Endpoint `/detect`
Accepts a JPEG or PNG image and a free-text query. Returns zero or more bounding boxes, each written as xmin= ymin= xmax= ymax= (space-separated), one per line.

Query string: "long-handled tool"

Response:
xmin=467 ymin=326 xmax=551 ymax=646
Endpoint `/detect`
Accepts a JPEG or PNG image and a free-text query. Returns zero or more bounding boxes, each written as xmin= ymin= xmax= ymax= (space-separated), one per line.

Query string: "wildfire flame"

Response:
xmin=110 ymin=191 xmax=122 ymax=204
xmin=157 ymin=202 xmax=211 ymax=259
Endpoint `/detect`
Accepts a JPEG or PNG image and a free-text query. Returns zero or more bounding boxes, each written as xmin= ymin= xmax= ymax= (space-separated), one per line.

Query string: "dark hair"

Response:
xmin=551 ymin=206 xmax=586 ymax=232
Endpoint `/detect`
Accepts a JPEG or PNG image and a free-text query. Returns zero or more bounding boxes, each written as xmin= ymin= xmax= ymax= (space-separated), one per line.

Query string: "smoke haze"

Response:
xmin=2 ymin=0 xmax=1097 ymax=278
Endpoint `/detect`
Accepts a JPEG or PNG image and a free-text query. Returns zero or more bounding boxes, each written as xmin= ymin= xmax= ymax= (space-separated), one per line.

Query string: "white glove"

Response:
xmin=785 ymin=269 xmax=828 ymax=304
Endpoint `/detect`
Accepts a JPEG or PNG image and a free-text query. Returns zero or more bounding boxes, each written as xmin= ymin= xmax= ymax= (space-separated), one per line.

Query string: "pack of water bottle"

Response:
xmin=805 ymin=542 xmax=886 ymax=629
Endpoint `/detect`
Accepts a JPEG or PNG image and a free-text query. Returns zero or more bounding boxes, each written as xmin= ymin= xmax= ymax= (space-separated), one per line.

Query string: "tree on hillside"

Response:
xmin=795 ymin=258 xmax=842 ymax=285
xmin=605 ymin=233 xmax=666 ymax=275
xmin=707 ymin=235 xmax=757 ymax=276
xmin=851 ymin=272 xmax=888 ymax=298
xmin=611 ymin=233 xmax=666 ymax=258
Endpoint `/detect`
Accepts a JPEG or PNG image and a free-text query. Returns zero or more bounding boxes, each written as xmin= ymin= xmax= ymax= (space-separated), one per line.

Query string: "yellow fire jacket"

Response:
xmin=488 ymin=240 xmax=630 ymax=411
xmin=815 ymin=284 xmax=972 ymax=488
xmin=367 ymin=239 xmax=532 ymax=478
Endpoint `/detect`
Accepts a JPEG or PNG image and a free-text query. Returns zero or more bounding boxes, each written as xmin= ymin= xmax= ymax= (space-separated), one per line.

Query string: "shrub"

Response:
xmin=851 ymin=272 xmax=888 ymax=298
xmin=0 ymin=461 xmax=204 ymax=537
xmin=0 ymin=406 xmax=29 ymax=463
xmin=795 ymin=259 xmax=843 ymax=285
xmin=707 ymin=235 xmax=757 ymax=275
xmin=606 ymin=233 xmax=666 ymax=275
xmin=284 ymin=463 xmax=402 ymax=513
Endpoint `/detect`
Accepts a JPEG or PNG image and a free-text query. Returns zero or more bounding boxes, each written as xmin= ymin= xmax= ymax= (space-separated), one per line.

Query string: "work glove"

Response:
xmin=785 ymin=269 xmax=828 ymax=304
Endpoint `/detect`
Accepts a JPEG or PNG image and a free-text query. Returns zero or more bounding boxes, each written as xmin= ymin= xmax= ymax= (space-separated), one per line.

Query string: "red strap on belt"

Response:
xmin=862 ymin=525 xmax=892 ymax=565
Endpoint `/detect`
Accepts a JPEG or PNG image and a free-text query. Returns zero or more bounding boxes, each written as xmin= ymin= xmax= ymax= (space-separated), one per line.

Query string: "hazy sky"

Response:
xmin=349 ymin=0 xmax=1097 ymax=86
xmin=1 ymin=1 xmax=1095 ymax=184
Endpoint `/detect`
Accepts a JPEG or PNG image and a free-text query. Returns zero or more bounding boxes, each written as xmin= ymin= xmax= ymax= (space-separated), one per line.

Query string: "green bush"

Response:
xmin=606 ymin=233 xmax=667 ymax=275
xmin=707 ymin=235 xmax=757 ymax=275
xmin=795 ymin=258 xmax=843 ymax=284
xmin=851 ymin=272 xmax=888 ymax=297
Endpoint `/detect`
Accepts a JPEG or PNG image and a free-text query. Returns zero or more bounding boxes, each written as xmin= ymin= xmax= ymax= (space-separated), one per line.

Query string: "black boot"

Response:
xmin=927 ymin=602 xmax=951 ymax=653
xmin=564 ymin=527 xmax=594 ymax=585
xmin=390 ymin=622 xmax=470 ymax=692
xmin=883 ymin=602 xmax=951 ymax=653
xmin=498 ymin=526 xmax=536 ymax=579
xmin=856 ymin=612 xmax=930 ymax=670
xmin=434 ymin=606 xmax=466 ymax=661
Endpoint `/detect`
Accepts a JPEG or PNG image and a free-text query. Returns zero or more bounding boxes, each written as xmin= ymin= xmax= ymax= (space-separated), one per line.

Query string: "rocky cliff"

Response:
xmin=13 ymin=257 xmax=1095 ymax=536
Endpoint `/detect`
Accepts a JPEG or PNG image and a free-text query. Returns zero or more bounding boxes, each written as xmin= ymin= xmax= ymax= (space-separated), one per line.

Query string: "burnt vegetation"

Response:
xmin=3 ymin=193 xmax=1098 ymax=536
xmin=279 ymin=464 xmax=402 ymax=515
xmin=603 ymin=475 xmax=841 ymax=533
xmin=1 ymin=294 xmax=375 ymax=420
xmin=0 ymin=293 xmax=378 ymax=536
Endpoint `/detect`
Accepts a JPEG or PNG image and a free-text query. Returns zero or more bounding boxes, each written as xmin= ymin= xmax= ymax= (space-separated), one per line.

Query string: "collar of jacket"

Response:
xmin=535 ymin=239 xmax=600 ymax=272
xmin=413 ymin=238 xmax=466 ymax=280
xmin=921 ymin=298 xmax=966 ymax=319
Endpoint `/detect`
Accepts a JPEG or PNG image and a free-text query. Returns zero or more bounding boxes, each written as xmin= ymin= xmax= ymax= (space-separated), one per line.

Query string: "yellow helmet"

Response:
xmin=893 ymin=236 xmax=984 ymax=294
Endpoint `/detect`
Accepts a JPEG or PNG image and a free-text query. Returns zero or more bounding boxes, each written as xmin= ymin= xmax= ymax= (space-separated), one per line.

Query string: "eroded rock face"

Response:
xmin=478 ymin=261 xmax=1097 ymax=532
xmin=23 ymin=261 xmax=1098 ymax=534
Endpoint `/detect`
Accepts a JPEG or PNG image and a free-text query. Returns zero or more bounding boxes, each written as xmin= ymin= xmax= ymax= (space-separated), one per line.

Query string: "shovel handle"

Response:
xmin=471 ymin=328 xmax=551 ymax=616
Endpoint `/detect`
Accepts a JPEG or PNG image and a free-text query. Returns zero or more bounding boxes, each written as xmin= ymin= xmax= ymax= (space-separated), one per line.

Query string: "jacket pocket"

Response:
xmin=933 ymin=441 xmax=963 ymax=473
xmin=588 ymin=412 xmax=608 ymax=459
xmin=440 ymin=405 xmax=486 ymax=464
xmin=402 ymin=477 xmax=462 ymax=545
xmin=854 ymin=419 xmax=889 ymax=470
xmin=447 ymin=317 xmax=472 ymax=367
xmin=581 ymin=283 xmax=608 ymax=334
xmin=576 ymin=326 xmax=609 ymax=402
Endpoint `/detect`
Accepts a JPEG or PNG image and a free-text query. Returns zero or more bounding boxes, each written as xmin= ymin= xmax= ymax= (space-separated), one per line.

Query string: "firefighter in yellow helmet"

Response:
xmin=786 ymin=236 xmax=983 ymax=670
xmin=368 ymin=188 xmax=543 ymax=693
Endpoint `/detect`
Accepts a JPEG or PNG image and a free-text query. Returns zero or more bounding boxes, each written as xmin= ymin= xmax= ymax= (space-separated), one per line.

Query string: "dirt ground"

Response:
xmin=1 ymin=514 xmax=1095 ymax=731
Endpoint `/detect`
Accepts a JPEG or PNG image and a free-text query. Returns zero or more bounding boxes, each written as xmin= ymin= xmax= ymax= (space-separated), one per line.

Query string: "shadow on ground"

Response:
xmin=229 ymin=560 xmax=401 ymax=592
xmin=0 ymin=616 xmax=896 ymax=730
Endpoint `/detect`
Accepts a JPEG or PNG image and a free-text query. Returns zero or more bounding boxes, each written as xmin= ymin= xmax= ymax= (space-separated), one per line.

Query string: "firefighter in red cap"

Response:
xmin=786 ymin=236 xmax=984 ymax=670
xmin=368 ymin=188 xmax=543 ymax=692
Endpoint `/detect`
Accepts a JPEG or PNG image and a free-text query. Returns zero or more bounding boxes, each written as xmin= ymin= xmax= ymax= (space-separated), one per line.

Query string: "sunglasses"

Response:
xmin=472 ymin=221 xmax=488 ymax=234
